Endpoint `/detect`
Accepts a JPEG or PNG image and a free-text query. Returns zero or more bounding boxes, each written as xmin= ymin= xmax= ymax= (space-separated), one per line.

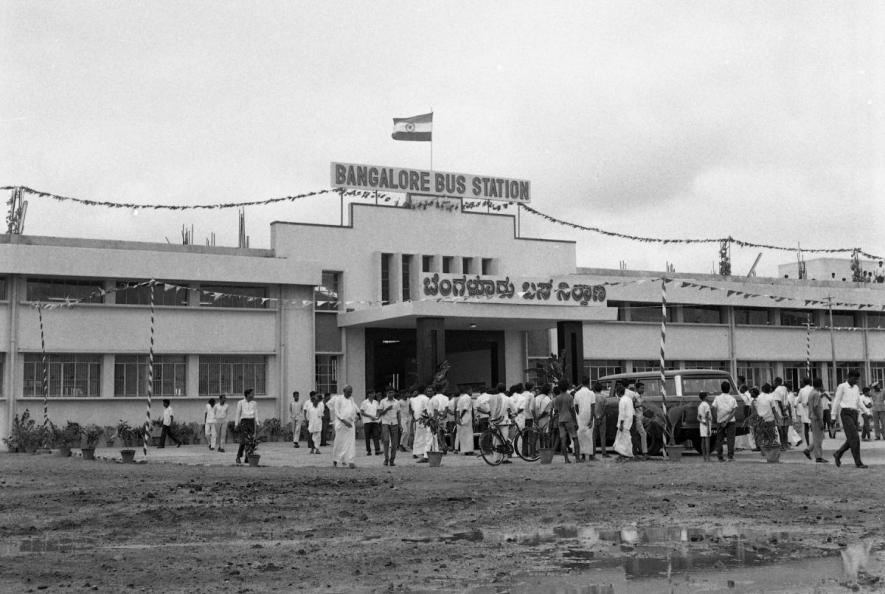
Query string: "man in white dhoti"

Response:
xmin=427 ymin=386 xmax=449 ymax=453
xmin=411 ymin=386 xmax=431 ymax=463
xmin=573 ymin=377 xmax=596 ymax=461
xmin=615 ymin=384 xmax=635 ymax=459
xmin=456 ymin=391 xmax=474 ymax=455
xmin=332 ymin=385 xmax=358 ymax=468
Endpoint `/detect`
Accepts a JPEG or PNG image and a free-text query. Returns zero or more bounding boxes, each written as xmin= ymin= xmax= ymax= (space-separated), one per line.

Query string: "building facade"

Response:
xmin=2 ymin=202 xmax=884 ymax=440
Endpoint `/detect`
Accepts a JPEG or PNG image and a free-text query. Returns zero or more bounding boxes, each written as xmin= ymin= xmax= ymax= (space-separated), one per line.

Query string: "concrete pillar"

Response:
xmin=556 ymin=321 xmax=584 ymax=386
xmin=416 ymin=317 xmax=445 ymax=386
xmin=408 ymin=255 xmax=420 ymax=302
xmin=281 ymin=285 xmax=316 ymax=402
xmin=101 ymin=354 xmax=115 ymax=398
xmin=504 ymin=329 xmax=525 ymax=386
xmin=390 ymin=253 xmax=402 ymax=304
xmin=186 ymin=355 xmax=200 ymax=397
xmin=344 ymin=326 xmax=366 ymax=399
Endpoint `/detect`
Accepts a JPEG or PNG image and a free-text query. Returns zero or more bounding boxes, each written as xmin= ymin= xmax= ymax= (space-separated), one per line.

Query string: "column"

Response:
xmin=556 ymin=321 xmax=584 ymax=386
xmin=390 ymin=253 xmax=403 ymax=304
xmin=504 ymin=329 xmax=526 ymax=387
xmin=416 ymin=317 xmax=445 ymax=386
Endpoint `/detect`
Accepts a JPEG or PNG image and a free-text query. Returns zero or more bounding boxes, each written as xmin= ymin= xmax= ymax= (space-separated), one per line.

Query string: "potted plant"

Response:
xmin=244 ymin=430 xmax=260 ymax=466
xmin=40 ymin=421 xmax=61 ymax=454
xmin=81 ymin=424 xmax=104 ymax=460
xmin=103 ymin=425 xmax=117 ymax=447
xmin=56 ymin=421 xmax=82 ymax=457
xmin=116 ymin=419 xmax=140 ymax=463
xmin=419 ymin=414 xmax=444 ymax=467
xmin=746 ymin=412 xmax=780 ymax=463
xmin=3 ymin=409 xmax=41 ymax=453
xmin=260 ymin=418 xmax=283 ymax=442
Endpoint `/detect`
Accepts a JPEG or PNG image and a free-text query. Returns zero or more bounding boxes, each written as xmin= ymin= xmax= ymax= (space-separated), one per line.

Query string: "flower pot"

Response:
xmin=538 ymin=448 xmax=555 ymax=465
xmin=427 ymin=451 xmax=443 ymax=467
xmin=120 ymin=449 xmax=136 ymax=464
xmin=247 ymin=454 xmax=260 ymax=467
xmin=81 ymin=448 xmax=96 ymax=461
xmin=665 ymin=447 xmax=682 ymax=462
xmin=761 ymin=447 xmax=781 ymax=463
xmin=55 ymin=446 xmax=72 ymax=457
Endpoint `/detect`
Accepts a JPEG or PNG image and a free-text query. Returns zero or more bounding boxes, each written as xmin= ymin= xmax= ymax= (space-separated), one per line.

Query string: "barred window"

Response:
xmin=115 ymin=282 xmax=189 ymax=306
xmin=0 ymin=277 xmax=7 ymax=300
xmin=683 ymin=360 xmax=729 ymax=371
xmin=114 ymin=355 xmax=187 ymax=397
xmin=199 ymin=285 xmax=267 ymax=308
xmin=780 ymin=310 xmax=813 ymax=327
xmin=199 ymin=356 xmax=267 ymax=395
xmin=583 ymin=359 xmax=623 ymax=382
xmin=736 ymin=362 xmax=775 ymax=389
xmin=27 ymin=279 xmax=103 ymax=303
xmin=315 ymin=354 xmax=339 ymax=394
xmin=23 ymin=354 xmax=101 ymax=397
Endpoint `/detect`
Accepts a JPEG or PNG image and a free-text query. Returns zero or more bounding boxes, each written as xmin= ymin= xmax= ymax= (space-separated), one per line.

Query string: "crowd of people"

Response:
xmin=183 ymin=372 xmax=882 ymax=468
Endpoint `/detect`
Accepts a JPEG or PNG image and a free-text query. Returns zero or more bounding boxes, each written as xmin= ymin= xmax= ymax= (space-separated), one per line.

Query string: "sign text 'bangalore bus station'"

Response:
xmin=331 ymin=162 xmax=531 ymax=203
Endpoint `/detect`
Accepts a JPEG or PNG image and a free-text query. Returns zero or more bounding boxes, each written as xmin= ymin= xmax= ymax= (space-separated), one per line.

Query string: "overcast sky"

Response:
xmin=2 ymin=1 xmax=883 ymax=277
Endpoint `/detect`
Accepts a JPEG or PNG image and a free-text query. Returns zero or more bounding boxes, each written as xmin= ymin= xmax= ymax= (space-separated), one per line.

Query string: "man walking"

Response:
xmin=332 ymin=385 xmax=359 ymax=468
xmin=411 ymin=386 xmax=431 ymax=463
xmin=234 ymin=389 xmax=257 ymax=464
xmin=712 ymin=381 xmax=738 ymax=461
xmin=803 ymin=377 xmax=828 ymax=463
xmin=378 ymin=389 xmax=400 ymax=466
xmin=552 ymin=384 xmax=578 ymax=463
xmin=456 ymin=390 xmax=474 ymax=455
xmin=289 ymin=391 xmax=304 ymax=448
xmin=573 ymin=376 xmax=596 ymax=462
xmin=872 ymin=382 xmax=885 ymax=440
xmin=592 ymin=382 xmax=609 ymax=457
xmin=360 ymin=390 xmax=382 ymax=455
xmin=831 ymin=372 xmax=869 ymax=468
xmin=159 ymin=399 xmax=182 ymax=448
xmin=772 ymin=377 xmax=791 ymax=448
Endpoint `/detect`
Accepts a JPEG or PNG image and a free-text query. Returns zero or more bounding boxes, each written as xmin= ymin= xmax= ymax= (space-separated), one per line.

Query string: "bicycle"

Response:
xmin=478 ymin=415 xmax=543 ymax=466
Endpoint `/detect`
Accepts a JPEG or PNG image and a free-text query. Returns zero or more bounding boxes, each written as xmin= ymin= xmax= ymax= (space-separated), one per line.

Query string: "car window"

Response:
xmin=638 ymin=379 xmax=677 ymax=398
xmin=681 ymin=377 xmax=733 ymax=396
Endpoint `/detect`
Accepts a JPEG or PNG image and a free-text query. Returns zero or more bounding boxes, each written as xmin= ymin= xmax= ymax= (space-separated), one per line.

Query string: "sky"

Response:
xmin=2 ymin=1 xmax=883 ymax=277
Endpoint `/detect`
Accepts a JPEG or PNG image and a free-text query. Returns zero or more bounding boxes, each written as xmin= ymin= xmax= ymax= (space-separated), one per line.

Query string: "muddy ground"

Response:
xmin=0 ymin=448 xmax=883 ymax=593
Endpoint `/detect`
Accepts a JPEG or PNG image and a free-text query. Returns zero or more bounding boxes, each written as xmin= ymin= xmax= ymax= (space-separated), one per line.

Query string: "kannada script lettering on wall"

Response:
xmin=421 ymin=274 xmax=606 ymax=306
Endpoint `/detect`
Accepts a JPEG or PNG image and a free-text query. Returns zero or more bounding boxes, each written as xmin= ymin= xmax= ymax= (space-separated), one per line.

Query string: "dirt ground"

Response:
xmin=0 ymin=445 xmax=884 ymax=593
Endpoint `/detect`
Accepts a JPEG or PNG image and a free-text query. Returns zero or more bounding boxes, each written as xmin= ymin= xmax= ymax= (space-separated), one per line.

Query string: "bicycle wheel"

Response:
xmin=514 ymin=426 xmax=542 ymax=462
xmin=478 ymin=430 xmax=505 ymax=466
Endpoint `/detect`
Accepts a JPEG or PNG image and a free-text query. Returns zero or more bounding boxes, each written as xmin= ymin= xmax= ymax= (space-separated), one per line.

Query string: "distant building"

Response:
xmin=778 ymin=257 xmax=882 ymax=283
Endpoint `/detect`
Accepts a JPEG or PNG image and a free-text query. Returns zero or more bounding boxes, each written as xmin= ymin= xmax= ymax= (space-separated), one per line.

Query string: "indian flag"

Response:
xmin=392 ymin=112 xmax=432 ymax=142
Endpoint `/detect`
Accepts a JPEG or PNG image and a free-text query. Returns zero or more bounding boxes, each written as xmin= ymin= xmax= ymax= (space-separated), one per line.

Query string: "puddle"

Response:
xmin=475 ymin=524 xmax=885 ymax=593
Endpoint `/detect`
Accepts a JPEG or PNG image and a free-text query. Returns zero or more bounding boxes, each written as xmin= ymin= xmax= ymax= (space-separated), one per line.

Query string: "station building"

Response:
xmin=2 ymin=196 xmax=885 ymax=441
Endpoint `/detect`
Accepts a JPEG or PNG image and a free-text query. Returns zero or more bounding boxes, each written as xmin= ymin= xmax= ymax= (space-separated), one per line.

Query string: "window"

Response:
xmin=734 ymin=308 xmax=771 ymax=325
xmin=462 ymin=257 xmax=473 ymax=275
xmin=871 ymin=363 xmax=885 ymax=388
xmin=681 ymin=306 xmax=724 ymax=324
xmin=0 ymin=277 xmax=6 ymax=300
xmin=315 ymin=313 xmax=341 ymax=353
xmin=824 ymin=311 xmax=859 ymax=328
xmin=627 ymin=303 xmax=673 ymax=323
xmin=200 ymin=285 xmax=266 ymax=308
xmin=114 ymin=355 xmax=186 ymax=397
xmin=481 ymin=258 xmax=494 ymax=275
xmin=199 ymin=356 xmax=267 ymax=396
xmin=381 ymin=253 xmax=391 ymax=305
xmin=526 ymin=329 xmax=550 ymax=358
xmin=442 ymin=256 xmax=453 ymax=274
xmin=315 ymin=271 xmax=340 ymax=311
xmin=780 ymin=309 xmax=813 ymax=327
xmin=583 ymin=359 xmax=624 ymax=382
xmin=868 ymin=313 xmax=885 ymax=329
xmin=23 ymin=354 xmax=101 ymax=397
xmin=782 ymin=362 xmax=820 ymax=392
xmin=634 ymin=378 xmax=677 ymax=398
xmin=27 ymin=279 xmax=103 ymax=303
xmin=736 ymin=361 xmax=774 ymax=389
xmin=422 ymin=256 xmax=434 ymax=273
xmin=315 ymin=354 xmax=340 ymax=394
xmin=631 ymin=360 xmax=671 ymax=373
xmin=683 ymin=360 xmax=729 ymax=371
xmin=682 ymin=376 xmax=734 ymax=396
xmin=834 ymin=362 xmax=862 ymax=386
xmin=402 ymin=255 xmax=412 ymax=301
xmin=115 ymin=282 xmax=189 ymax=306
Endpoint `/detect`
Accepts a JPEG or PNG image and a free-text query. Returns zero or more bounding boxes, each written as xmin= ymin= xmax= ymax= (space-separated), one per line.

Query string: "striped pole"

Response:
xmin=38 ymin=305 xmax=49 ymax=426
xmin=660 ymin=277 xmax=670 ymax=458
xmin=143 ymin=280 xmax=155 ymax=457
xmin=805 ymin=315 xmax=812 ymax=378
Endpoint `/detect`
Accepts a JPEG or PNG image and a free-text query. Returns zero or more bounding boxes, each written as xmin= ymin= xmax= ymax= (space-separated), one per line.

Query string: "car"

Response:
xmin=597 ymin=369 xmax=747 ymax=455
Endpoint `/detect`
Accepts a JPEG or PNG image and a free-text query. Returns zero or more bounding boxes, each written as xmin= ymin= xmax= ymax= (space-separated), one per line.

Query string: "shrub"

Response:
xmin=82 ymin=424 xmax=105 ymax=448
xmin=115 ymin=420 xmax=140 ymax=448
xmin=62 ymin=421 xmax=83 ymax=447
xmin=259 ymin=418 xmax=283 ymax=441
xmin=3 ymin=409 xmax=40 ymax=452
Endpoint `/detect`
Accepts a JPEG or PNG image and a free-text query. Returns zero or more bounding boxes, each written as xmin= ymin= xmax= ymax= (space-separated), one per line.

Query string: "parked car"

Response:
xmin=597 ymin=369 xmax=746 ymax=455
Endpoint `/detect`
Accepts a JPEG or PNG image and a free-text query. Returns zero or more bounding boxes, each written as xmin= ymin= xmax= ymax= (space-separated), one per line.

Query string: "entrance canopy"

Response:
xmin=338 ymin=300 xmax=617 ymax=330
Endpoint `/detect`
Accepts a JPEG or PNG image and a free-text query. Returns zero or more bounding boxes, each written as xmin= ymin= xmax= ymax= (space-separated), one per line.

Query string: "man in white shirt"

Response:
xmin=697 ymin=392 xmax=712 ymax=462
xmin=427 ymin=386 xmax=450 ymax=452
xmin=234 ymin=389 xmax=258 ymax=464
xmin=712 ymin=381 xmax=738 ymax=461
xmin=796 ymin=377 xmax=813 ymax=446
xmin=573 ymin=377 xmax=596 ymax=462
xmin=614 ymin=384 xmax=634 ymax=459
xmin=378 ymin=389 xmax=400 ymax=466
xmin=456 ymin=391 xmax=474 ymax=455
xmin=359 ymin=391 xmax=381 ymax=456
xmin=332 ymin=385 xmax=359 ymax=468
xmin=213 ymin=394 xmax=229 ymax=452
xmin=474 ymin=389 xmax=491 ymax=434
xmin=625 ymin=383 xmax=647 ymax=458
xmin=411 ymin=386 xmax=432 ymax=462
xmin=522 ymin=383 xmax=536 ymax=429
xmin=289 ymin=391 xmax=303 ymax=449
xmin=159 ymin=399 xmax=182 ymax=448
xmin=772 ymin=377 xmax=791 ymax=447
xmin=534 ymin=386 xmax=553 ymax=448
xmin=831 ymin=372 xmax=869 ymax=468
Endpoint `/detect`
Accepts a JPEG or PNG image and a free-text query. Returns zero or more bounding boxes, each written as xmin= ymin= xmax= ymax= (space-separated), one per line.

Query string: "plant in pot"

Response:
xmin=418 ymin=414 xmax=444 ymax=467
xmin=3 ymin=409 xmax=41 ymax=453
xmin=261 ymin=417 xmax=283 ymax=442
xmin=40 ymin=421 xmax=61 ymax=454
xmin=244 ymin=430 xmax=261 ymax=467
xmin=116 ymin=419 xmax=140 ymax=463
xmin=81 ymin=424 xmax=104 ymax=460
xmin=746 ymin=412 xmax=780 ymax=463
xmin=103 ymin=425 xmax=117 ymax=447
xmin=57 ymin=421 xmax=82 ymax=457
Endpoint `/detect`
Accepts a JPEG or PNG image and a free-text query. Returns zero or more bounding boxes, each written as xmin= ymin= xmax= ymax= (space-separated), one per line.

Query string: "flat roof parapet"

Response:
xmin=0 ymin=234 xmax=276 ymax=258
